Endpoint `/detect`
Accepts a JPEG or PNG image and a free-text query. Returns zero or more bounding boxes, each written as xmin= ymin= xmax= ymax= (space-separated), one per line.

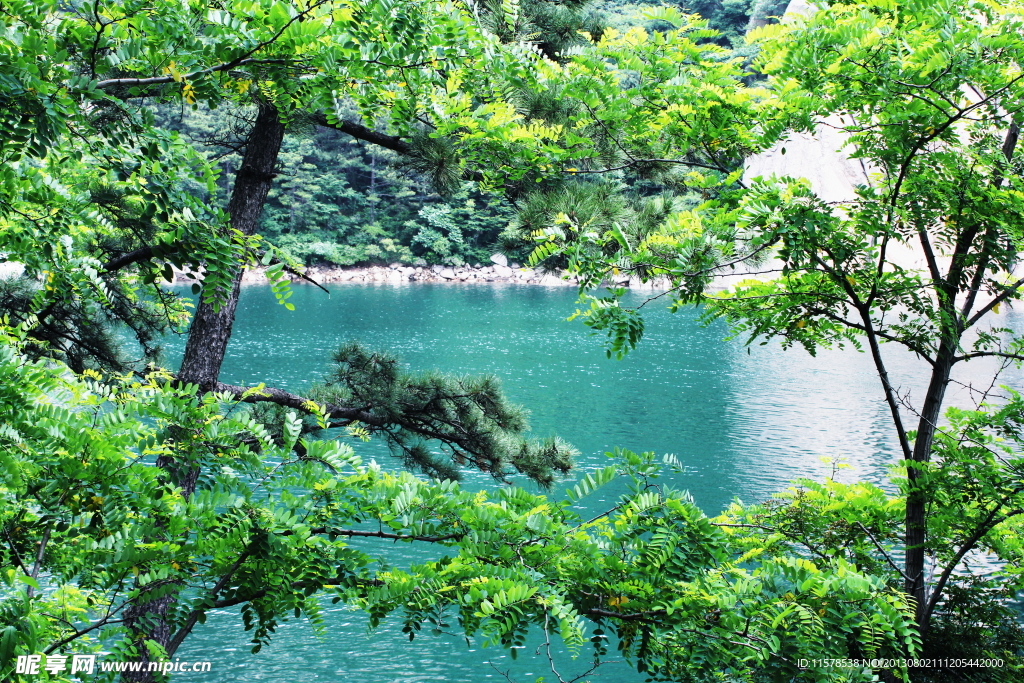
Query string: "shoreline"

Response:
xmin=229 ymin=263 xmax=673 ymax=289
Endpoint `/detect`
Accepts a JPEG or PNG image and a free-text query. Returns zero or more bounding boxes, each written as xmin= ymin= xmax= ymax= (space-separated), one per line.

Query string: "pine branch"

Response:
xmin=212 ymin=341 xmax=577 ymax=487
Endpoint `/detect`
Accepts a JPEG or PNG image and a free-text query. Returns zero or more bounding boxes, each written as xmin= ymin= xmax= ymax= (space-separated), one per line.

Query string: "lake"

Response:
xmin=168 ymin=282 xmax=1023 ymax=682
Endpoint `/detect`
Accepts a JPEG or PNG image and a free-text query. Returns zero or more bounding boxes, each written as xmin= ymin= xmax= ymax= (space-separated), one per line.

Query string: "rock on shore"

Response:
xmin=231 ymin=262 xmax=671 ymax=290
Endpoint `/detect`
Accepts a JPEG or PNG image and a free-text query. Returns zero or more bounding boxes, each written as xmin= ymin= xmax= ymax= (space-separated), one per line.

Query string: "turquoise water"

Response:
xmin=168 ymin=283 xmax=1023 ymax=682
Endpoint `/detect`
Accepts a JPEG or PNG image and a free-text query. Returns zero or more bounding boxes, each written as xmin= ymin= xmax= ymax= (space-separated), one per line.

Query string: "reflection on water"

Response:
xmin=168 ymin=283 xmax=1024 ymax=682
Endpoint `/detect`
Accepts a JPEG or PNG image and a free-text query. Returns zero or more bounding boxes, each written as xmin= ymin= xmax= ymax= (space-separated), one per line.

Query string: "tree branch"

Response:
xmin=2 ymin=524 xmax=32 ymax=581
xmin=803 ymin=306 xmax=935 ymax=364
xmin=585 ymin=607 xmax=665 ymax=622
xmin=888 ymin=72 xmax=1024 ymax=212
xmin=270 ymin=258 xmax=329 ymax=294
xmin=958 ymin=120 xmax=1018 ymax=323
xmin=211 ymin=578 xmax=382 ymax=610
xmin=1002 ymin=122 xmax=1020 ymax=163
xmin=43 ymin=614 xmax=124 ymax=655
xmin=922 ymin=506 xmax=1018 ymax=625
xmin=30 ymin=525 xmax=52 ymax=597
xmin=212 ymin=380 xmax=544 ymax=483
xmin=856 ymin=522 xmax=909 ymax=580
xmin=811 ymin=248 xmax=916 ymax=462
xmin=586 ymin=608 xmax=778 ymax=654
xmin=96 ymin=1 xmax=332 ymax=91
xmin=310 ymin=113 xmax=414 ymax=155
xmin=953 ymin=351 xmax=1024 ymax=363
xmin=96 ymin=58 xmax=301 ymax=90
xmin=213 ymin=382 xmax=383 ymax=425
xmin=310 ymin=113 xmax=489 ymax=185
xmin=916 ymin=225 xmax=944 ymax=289
xmin=103 ymin=245 xmax=156 ymax=273
xmin=965 ymin=278 xmax=1024 ymax=328
xmin=305 ymin=527 xmax=464 ymax=542
xmin=165 ymin=543 xmax=259 ymax=657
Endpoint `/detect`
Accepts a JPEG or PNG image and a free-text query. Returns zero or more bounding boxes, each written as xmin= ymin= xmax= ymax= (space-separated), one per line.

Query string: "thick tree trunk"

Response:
xmin=177 ymin=104 xmax=285 ymax=391
xmin=121 ymin=104 xmax=284 ymax=683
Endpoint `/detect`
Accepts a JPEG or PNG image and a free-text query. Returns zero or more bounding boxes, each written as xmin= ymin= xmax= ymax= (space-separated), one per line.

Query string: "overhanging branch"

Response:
xmin=214 ymin=382 xmax=382 ymax=425
xmin=96 ymin=0 xmax=332 ymax=91
xmin=305 ymin=527 xmax=463 ymax=542
xmin=96 ymin=58 xmax=299 ymax=90
xmin=310 ymin=113 xmax=414 ymax=155
xmin=104 ymin=245 xmax=156 ymax=273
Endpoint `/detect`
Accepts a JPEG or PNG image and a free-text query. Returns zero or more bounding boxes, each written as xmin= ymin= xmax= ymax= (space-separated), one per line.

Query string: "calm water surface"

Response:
xmin=168 ymin=283 xmax=1023 ymax=683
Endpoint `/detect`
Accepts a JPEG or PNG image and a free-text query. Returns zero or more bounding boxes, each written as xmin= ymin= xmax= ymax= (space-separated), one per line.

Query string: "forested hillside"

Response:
xmin=155 ymin=105 xmax=515 ymax=266
xmin=158 ymin=0 xmax=788 ymax=269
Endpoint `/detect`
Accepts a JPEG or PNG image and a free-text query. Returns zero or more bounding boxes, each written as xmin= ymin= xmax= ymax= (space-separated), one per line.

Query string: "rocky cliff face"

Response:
xmin=744 ymin=114 xmax=873 ymax=204
xmin=743 ymin=0 xmax=871 ymax=204
xmin=737 ymin=0 xmax=933 ymax=279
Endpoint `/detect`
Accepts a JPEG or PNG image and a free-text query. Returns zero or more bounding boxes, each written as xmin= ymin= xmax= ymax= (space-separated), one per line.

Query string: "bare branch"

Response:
xmin=30 ymin=525 xmax=52 ymax=598
xmin=923 ymin=506 xmax=1020 ymax=624
xmin=916 ymin=225 xmax=944 ymax=289
xmin=953 ymin=351 xmax=1024 ymax=363
xmin=2 ymin=524 xmax=32 ymax=581
xmin=44 ymin=615 xmax=125 ymax=655
xmin=309 ymin=113 xmax=414 ymax=155
xmin=96 ymin=58 xmax=300 ymax=90
xmin=270 ymin=258 xmax=330 ymax=294
xmin=305 ymin=527 xmax=463 ymax=543
xmin=166 ymin=543 xmax=259 ymax=657
xmin=965 ymin=278 xmax=1024 ymax=329
xmin=103 ymin=245 xmax=156 ymax=273
xmin=856 ymin=522 xmax=909 ymax=580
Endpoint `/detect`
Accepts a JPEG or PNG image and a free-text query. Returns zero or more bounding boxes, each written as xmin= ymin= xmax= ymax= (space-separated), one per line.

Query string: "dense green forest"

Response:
xmin=156 ymin=0 xmax=789 ymax=268
xmin=155 ymin=103 xmax=517 ymax=266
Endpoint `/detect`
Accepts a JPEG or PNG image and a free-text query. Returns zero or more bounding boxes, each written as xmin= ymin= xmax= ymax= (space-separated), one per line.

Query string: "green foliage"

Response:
xmin=0 ymin=0 xmax=549 ymax=373
xmin=677 ymin=0 xmax=757 ymax=46
xmin=0 ymin=0 xmax=783 ymax=377
xmin=303 ymin=342 xmax=578 ymax=485
xmin=478 ymin=12 xmax=780 ymax=277
xmin=721 ymin=471 xmax=904 ymax=578
xmin=923 ymin=397 xmax=1024 ymax=581
xmin=718 ymin=405 xmax=1024 ymax=679
xmin=535 ymin=0 xmax=1024 ymax=668
xmin=918 ymin=576 xmax=1024 ymax=683
xmin=2 ymin=0 xmax=1007 ymax=679
xmin=569 ymin=291 xmax=646 ymax=359
xmin=358 ymin=448 xmax=919 ymax=683
xmin=599 ymin=0 xmax=787 ymax=49
xmin=0 ymin=335 xmax=919 ymax=682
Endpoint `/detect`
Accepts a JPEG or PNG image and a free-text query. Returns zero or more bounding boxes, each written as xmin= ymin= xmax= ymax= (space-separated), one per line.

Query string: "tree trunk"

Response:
xmin=121 ymin=104 xmax=284 ymax=682
xmin=177 ymin=104 xmax=285 ymax=391
xmin=903 ymin=124 xmax=1021 ymax=636
xmin=904 ymin=340 xmax=956 ymax=630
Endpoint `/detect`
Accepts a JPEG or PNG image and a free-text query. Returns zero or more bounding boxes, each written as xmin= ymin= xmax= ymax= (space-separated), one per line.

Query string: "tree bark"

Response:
xmin=904 ymin=341 xmax=955 ymax=630
xmin=121 ymin=104 xmax=284 ymax=683
xmin=177 ymin=104 xmax=285 ymax=392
